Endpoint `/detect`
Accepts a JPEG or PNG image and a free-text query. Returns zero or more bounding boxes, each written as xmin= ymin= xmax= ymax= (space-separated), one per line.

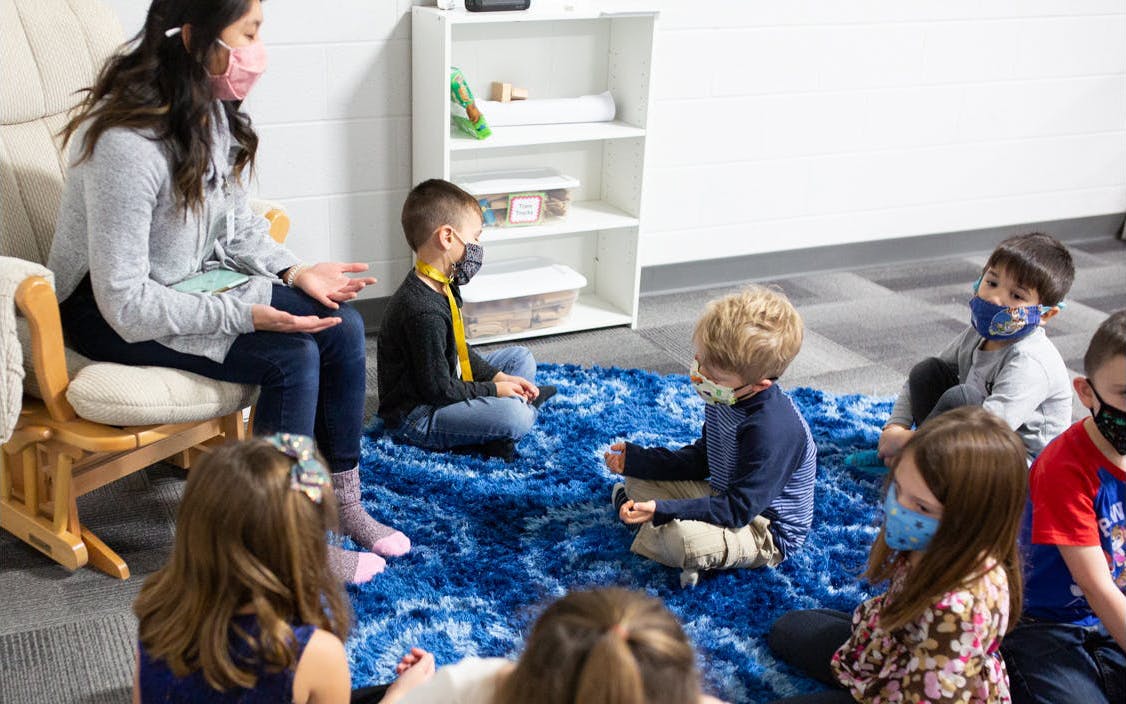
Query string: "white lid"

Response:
xmin=453 ymin=168 xmax=581 ymax=196
xmin=460 ymin=257 xmax=588 ymax=303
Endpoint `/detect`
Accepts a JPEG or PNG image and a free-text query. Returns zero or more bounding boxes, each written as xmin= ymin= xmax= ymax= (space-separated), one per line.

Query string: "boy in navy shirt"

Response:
xmin=1001 ymin=310 xmax=1126 ymax=704
xmin=604 ymin=286 xmax=817 ymax=588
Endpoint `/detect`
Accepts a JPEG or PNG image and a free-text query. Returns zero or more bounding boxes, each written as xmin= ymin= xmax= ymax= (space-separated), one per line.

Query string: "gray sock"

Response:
xmin=332 ymin=467 xmax=409 ymax=556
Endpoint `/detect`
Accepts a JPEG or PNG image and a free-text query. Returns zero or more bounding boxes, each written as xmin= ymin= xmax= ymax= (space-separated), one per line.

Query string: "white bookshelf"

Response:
xmin=411 ymin=4 xmax=658 ymax=342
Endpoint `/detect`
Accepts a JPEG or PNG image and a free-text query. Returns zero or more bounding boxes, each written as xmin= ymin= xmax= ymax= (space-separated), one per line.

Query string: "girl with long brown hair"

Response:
xmin=766 ymin=406 xmax=1028 ymax=703
xmin=48 ymin=0 xmax=407 ymax=583
xmin=132 ymin=436 xmax=434 ymax=703
xmin=386 ymin=587 xmax=726 ymax=704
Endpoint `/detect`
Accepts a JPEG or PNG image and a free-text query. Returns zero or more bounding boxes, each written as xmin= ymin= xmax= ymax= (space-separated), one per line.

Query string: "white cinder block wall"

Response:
xmin=103 ymin=0 xmax=1126 ymax=296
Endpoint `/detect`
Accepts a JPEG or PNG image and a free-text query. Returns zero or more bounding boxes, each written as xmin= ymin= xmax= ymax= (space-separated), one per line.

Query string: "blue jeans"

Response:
xmin=390 ymin=346 xmax=537 ymax=449
xmin=1002 ymin=620 xmax=1126 ymax=704
xmin=59 ymin=278 xmax=366 ymax=473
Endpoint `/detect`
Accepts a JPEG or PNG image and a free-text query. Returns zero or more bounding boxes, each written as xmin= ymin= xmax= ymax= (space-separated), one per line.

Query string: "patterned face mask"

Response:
xmin=969 ymin=277 xmax=1056 ymax=342
xmin=883 ymin=484 xmax=940 ymax=551
xmin=689 ymin=359 xmax=749 ymax=406
xmin=451 ymin=230 xmax=484 ymax=286
xmin=1089 ymin=382 xmax=1126 ymax=455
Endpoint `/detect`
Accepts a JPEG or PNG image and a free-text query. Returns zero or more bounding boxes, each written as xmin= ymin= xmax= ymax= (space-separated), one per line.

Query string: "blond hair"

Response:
xmin=693 ymin=285 xmax=803 ymax=383
xmin=492 ymin=588 xmax=701 ymax=704
xmin=134 ymin=440 xmax=351 ymax=691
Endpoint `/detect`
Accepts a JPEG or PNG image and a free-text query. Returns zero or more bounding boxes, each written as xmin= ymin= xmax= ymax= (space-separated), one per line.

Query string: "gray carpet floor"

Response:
xmin=2 ymin=237 xmax=1124 ymax=703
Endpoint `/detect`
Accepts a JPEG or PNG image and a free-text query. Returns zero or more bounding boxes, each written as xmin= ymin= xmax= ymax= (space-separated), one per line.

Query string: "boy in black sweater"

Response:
xmin=377 ymin=180 xmax=551 ymax=460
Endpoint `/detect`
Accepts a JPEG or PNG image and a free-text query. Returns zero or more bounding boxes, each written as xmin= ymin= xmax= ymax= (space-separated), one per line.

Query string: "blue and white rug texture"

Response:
xmin=349 ymin=363 xmax=890 ymax=703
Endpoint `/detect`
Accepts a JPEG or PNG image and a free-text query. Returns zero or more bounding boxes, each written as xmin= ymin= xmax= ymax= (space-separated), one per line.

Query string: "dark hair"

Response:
xmin=1085 ymin=309 xmax=1126 ymax=376
xmin=866 ymin=406 xmax=1027 ymax=633
xmin=61 ymin=0 xmax=262 ymax=214
xmin=983 ymin=232 xmax=1074 ymax=306
xmin=400 ymin=179 xmax=482 ymax=252
xmin=492 ymin=588 xmax=701 ymax=704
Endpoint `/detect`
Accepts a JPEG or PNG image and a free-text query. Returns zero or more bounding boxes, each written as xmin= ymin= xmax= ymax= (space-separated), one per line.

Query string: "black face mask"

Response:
xmin=1089 ymin=381 xmax=1126 ymax=456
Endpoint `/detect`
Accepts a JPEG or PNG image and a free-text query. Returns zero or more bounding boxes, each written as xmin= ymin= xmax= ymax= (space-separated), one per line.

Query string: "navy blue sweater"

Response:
xmin=623 ymin=384 xmax=817 ymax=558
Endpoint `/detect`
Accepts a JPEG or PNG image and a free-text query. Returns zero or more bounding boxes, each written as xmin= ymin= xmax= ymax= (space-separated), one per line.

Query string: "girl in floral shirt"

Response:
xmin=766 ymin=406 xmax=1029 ymax=703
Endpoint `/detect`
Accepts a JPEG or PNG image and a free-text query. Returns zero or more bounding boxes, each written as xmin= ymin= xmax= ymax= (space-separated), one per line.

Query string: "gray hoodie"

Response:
xmin=48 ymin=105 xmax=299 ymax=362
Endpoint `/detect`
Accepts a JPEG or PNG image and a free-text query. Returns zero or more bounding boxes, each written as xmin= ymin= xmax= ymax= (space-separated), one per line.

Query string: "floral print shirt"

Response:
xmin=831 ymin=559 xmax=1011 ymax=703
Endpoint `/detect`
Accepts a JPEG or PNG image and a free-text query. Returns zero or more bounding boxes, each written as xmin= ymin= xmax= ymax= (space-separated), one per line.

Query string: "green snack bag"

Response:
xmin=450 ymin=67 xmax=492 ymax=140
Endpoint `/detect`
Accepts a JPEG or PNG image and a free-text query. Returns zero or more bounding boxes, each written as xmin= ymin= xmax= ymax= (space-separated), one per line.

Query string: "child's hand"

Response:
xmin=493 ymin=373 xmax=538 ymax=400
xmin=495 ymin=381 xmax=528 ymax=399
xmin=604 ymin=442 xmax=627 ymax=474
xmin=383 ymin=647 xmax=435 ymax=703
xmin=619 ymin=499 xmax=656 ymax=525
xmin=878 ymin=425 xmax=914 ymax=467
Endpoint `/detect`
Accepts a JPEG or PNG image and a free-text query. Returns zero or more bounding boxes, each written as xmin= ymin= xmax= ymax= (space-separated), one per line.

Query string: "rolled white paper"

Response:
xmin=477 ymin=91 xmax=617 ymax=127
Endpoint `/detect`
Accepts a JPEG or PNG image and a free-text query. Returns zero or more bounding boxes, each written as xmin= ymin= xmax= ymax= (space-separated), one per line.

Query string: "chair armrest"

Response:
xmin=248 ymin=198 xmax=290 ymax=244
xmin=15 ymin=276 xmax=76 ymax=423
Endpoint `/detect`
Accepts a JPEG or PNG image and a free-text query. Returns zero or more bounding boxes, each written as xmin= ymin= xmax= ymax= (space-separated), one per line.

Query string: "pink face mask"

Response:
xmin=209 ymin=39 xmax=267 ymax=101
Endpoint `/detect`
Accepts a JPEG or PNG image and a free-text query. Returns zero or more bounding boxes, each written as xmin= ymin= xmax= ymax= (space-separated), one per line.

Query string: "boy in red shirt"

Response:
xmin=1001 ymin=309 xmax=1126 ymax=704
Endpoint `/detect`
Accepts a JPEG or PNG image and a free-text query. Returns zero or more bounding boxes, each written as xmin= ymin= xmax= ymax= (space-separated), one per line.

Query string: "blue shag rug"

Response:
xmin=349 ymin=363 xmax=891 ymax=703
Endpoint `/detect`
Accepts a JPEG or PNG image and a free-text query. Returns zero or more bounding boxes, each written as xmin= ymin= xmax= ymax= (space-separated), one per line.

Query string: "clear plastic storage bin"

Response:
xmin=460 ymin=257 xmax=588 ymax=338
xmin=454 ymin=168 xmax=580 ymax=227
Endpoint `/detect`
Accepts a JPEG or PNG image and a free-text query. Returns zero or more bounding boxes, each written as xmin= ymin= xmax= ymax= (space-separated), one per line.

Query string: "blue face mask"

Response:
xmin=969 ymin=278 xmax=1054 ymax=342
xmin=883 ymin=484 xmax=940 ymax=551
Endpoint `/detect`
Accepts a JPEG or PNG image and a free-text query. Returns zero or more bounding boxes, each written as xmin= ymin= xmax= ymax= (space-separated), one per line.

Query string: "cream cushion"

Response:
xmin=66 ymin=363 xmax=258 ymax=426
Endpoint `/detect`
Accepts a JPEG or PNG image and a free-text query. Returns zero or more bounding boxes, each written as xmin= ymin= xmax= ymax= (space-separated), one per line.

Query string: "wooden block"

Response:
xmin=491 ymin=81 xmax=512 ymax=102
xmin=511 ymin=86 xmax=528 ymax=100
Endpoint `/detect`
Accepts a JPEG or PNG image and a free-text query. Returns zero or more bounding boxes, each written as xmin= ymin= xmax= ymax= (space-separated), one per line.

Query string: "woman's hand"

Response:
xmin=292 ymin=262 xmax=377 ymax=310
xmin=251 ymin=304 xmax=341 ymax=333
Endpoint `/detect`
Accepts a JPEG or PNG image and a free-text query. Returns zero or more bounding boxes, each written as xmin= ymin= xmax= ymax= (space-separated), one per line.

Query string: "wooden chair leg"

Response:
xmin=79 ymin=525 xmax=129 ymax=580
xmin=220 ymin=409 xmax=246 ymax=442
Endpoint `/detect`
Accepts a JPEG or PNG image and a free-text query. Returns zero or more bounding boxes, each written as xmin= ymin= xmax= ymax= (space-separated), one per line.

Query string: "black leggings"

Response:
xmin=765 ymin=609 xmax=856 ymax=704
xmin=908 ymin=357 xmax=986 ymax=426
xmin=352 ymin=684 xmax=390 ymax=703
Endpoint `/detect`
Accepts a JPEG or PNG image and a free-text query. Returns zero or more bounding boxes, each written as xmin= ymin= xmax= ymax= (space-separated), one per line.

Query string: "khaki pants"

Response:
xmin=625 ymin=477 xmax=783 ymax=572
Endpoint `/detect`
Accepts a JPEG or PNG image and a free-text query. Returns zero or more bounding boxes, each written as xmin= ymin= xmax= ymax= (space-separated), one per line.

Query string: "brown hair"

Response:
xmin=865 ymin=406 xmax=1027 ymax=632
xmin=400 ymin=179 xmax=482 ymax=252
xmin=693 ymin=285 xmax=803 ymax=383
xmin=61 ymin=0 xmax=262 ymax=214
xmin=1084 ymin=309 xmax=1126 ymax=376
xmin=492 ymin=588 xmax=701 ymax=704
xmin=984 ymin=232 xmax=1075 ymax=306
xmin=133 ymin=439 xmax=350 ymax=691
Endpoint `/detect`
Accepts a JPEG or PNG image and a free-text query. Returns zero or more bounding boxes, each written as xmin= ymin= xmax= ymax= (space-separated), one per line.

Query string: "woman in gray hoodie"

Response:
xmin=48 ymin=0 xmax=408 ymax=584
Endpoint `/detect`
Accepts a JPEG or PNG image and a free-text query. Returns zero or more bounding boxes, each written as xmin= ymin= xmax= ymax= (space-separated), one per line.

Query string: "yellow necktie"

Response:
xmin=415 ymin=260 xmax=473 ymax=382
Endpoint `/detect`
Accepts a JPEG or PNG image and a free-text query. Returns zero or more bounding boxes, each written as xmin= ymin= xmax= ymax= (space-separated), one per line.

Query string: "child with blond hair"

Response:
xmin=604 ymin=286 xmax=817 ymax=588
xmin=392 ymin=587 xmax=727 ymax=704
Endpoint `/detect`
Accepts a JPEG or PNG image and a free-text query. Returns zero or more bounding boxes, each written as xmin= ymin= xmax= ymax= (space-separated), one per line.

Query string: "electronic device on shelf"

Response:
xmin=465 ymin=0 xmax=531 ymax=11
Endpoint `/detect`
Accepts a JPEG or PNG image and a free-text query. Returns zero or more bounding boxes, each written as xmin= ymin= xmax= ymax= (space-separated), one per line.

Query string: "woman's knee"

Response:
xmin=317 ymin=303 xmax=366 ymax=357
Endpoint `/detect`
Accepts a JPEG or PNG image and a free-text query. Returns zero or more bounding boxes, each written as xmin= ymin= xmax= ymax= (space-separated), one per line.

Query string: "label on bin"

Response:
xmin=506 ymin=192 xmax=546 ymax=226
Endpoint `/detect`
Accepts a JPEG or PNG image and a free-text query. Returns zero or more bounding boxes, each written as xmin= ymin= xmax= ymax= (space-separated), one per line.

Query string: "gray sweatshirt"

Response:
xmin=887 ymin=325 xmax=1072 ymax=457
xmin=48 ymin=105 xmax=299 ymax=363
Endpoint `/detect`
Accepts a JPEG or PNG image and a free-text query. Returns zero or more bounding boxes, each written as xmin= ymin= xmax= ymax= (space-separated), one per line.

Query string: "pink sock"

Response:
xmin=327 ymin=544 xmax=385 ymax=584
xmin=371 ymin=532 xmax=412 ymax=558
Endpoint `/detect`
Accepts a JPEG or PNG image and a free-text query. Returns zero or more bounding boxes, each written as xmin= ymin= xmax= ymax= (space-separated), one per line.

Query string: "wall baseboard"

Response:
xmin=640 ymin=212 xmax=1125 ymax=296
xmin=356 ymin=212 xmax=1126 ymax=331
